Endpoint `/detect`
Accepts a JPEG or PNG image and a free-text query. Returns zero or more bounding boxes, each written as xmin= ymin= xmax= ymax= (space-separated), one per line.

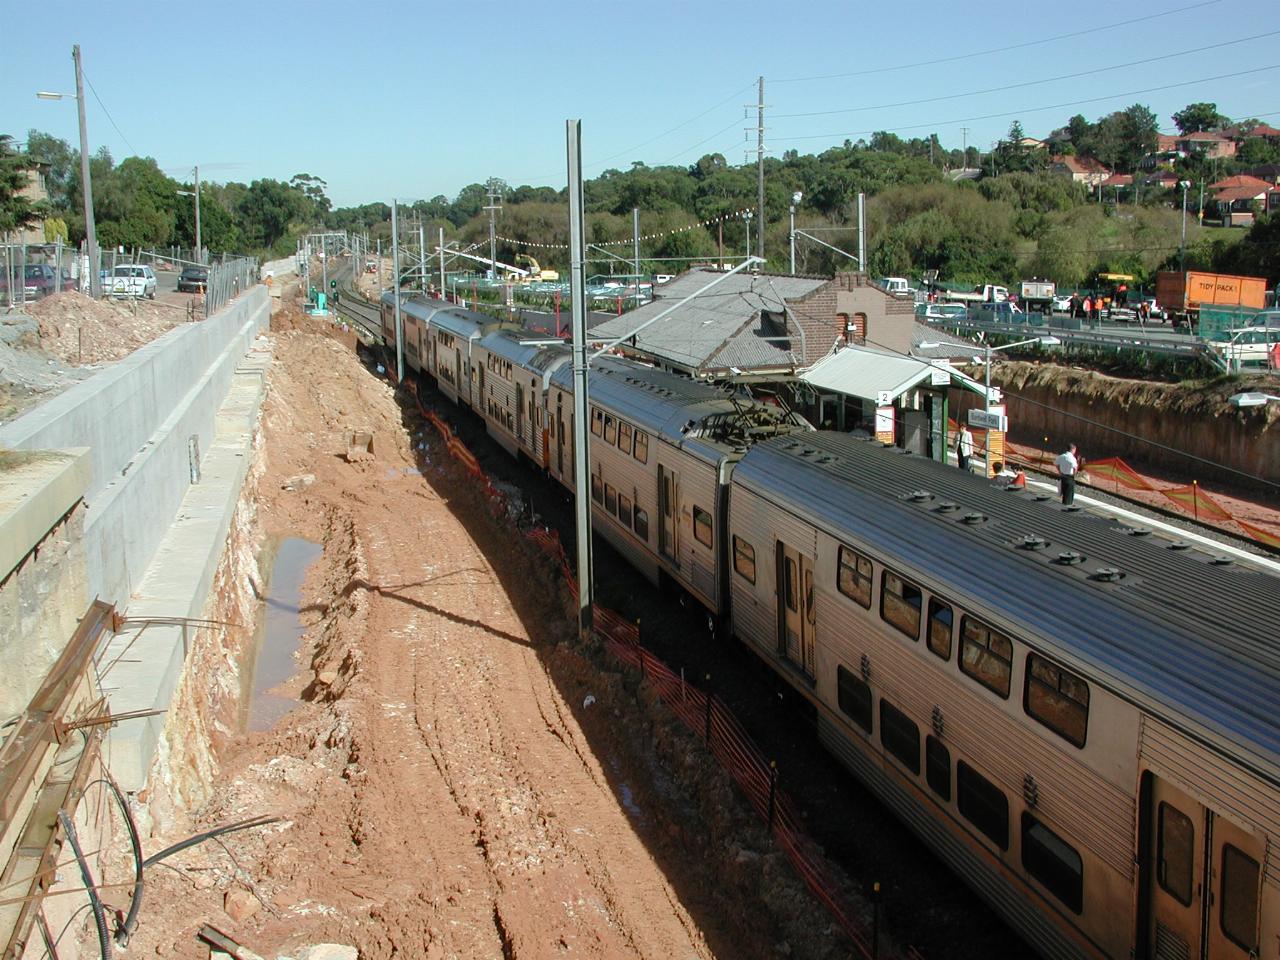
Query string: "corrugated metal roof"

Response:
xmin=799 ymin=345 xmax=988 ymax=400
xmin=733 ymin=433 xmax=1280 ymax=782
xmin=588 ymin=270 xmax=827 ymax=370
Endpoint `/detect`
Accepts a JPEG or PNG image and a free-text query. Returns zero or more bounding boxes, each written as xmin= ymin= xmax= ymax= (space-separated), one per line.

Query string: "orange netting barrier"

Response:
xmin=391 ymin=368 xmax=902 ymax=959
xmin=1083 ymin=457 xmax=1153 ymax=492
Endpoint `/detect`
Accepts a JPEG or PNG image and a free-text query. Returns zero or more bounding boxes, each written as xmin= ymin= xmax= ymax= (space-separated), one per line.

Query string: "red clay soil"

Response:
xmin=125 ymin=311 xmax=856 ymax=960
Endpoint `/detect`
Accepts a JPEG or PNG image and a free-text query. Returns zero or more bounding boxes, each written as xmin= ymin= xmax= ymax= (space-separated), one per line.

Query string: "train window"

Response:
xmin=693 ymin=506 xmax=713 ymax=548
xmin=591 ymin=408 xmax=603 ymax=437
xmin=1025 ymin=653 xmax=1089 ymax=748
xmin=784 ymin=557 xmax=798 ymax=612
xmin=927 ymin=598 xmax=953 ymax=660
xmin=879 ymin=700 xmax=920 ymax=774
xmin=634 ymin=432 xmax=649 ymax=464
xmin=617 ymin=494 xmax=633 ymax=528
xmin=957 ymin=761 xmax=1008 ymax=850
xmin=836 ymin=665 xmax=872 ymax=733
xmin=960 ymin=617 xmax=1013 ymax=699
xmin=633 ymin=507 xmax=649 ymax=541
xmin=880 ymin=570 xmax=922 ymax=640
xmin=604 ymin=415 xmax=617 ymax=445
xmin=925 ymin=736 xmax=951 ymax=801
xmin=1220 ymin=844 xmax=1260 ymax=953
xmin=591 ymin=474 xmax=603 ymax=504
xmin=1157 ymin=803 xmax=1194 ymax=906
xmin=618 ymin=422 xmax=633 ymax=454
xmin=836 ymin=546 xmax=873 ymax=609
xmin=733 ymin=536 xmax=756 ymax=584
xmin=1021 ymin=813 xmax=1083 ymax=914
xmin=605 ymin=483 xmax=617 ymax=514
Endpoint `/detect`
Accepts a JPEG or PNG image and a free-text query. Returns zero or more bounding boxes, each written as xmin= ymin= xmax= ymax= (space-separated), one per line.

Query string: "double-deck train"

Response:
xmin=379 ymin=291 xmax=1280 ymax=960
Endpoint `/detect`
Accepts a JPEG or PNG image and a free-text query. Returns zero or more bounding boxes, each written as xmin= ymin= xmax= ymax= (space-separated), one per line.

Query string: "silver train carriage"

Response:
xmin=471 ymin=329 xmax=569 ymax=462
xmin=379 ymin=293 xmax=508 ymax=405
xmin=727 ymin=431 xmax=1280 ymax=960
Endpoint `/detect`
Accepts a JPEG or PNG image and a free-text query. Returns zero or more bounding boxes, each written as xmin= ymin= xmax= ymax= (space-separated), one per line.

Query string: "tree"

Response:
xmin=1172 ymin=102 xmax=1228 ymax=134
xmin=237 ymin=178 xmax=304 ymax=251
xmin=0 ymin=135 xmax=41 ymax=236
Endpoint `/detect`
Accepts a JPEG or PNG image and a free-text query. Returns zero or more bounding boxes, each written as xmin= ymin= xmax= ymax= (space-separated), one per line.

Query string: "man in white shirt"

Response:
xmin=957 ymin=425 xmax=974 ymax=472
xmin=1055 ymin=443 xmax=1081 ymax=505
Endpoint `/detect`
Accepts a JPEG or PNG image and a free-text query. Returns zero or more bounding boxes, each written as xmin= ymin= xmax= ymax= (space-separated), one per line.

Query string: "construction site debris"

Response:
xmin=343 ymin=432 xmax=374 ymax=463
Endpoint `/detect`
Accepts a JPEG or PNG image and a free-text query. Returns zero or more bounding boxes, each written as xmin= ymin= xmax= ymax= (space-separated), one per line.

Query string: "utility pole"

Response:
xmin=418 ymin=223 xmax=426 ymax=292
xmin=755 ymin=77 xmax=765 ymax=263
xmin=392 ymin=199 xmax=403 ymax=381
xmin=376 ymin=238 xmax=382 ymax=297
xmin=439 ymin=226 xmax=446 ymax=298
xmin=857 ymin=193 xmax=866 ymax=273
xmin=193 ymin=165 xmax=202 ymax=263
xmin=485 ymin=178 xmax=503 ymax=282
xmin=566 ymin=120 xmax=593 ymax=643
xmin=961 ymin=126 xmax=970 ymax=169
xmin=72 ymin=45 xmax=101 ymax=298
xmin=632 ymin=207 xmax=641 ymax=308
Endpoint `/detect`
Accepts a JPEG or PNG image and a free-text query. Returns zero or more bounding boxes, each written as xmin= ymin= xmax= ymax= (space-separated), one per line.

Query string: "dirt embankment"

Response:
xmin=954 ymin=361 xmax=1280 ymax=494
xmin=129 ymin=310 xmax=856 ymax=960
xmin=25 ymin=291 xmax=189 ymax=365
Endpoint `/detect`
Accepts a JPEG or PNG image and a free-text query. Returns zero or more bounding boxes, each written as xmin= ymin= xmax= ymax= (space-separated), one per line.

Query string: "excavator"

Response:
xmin=513 ymin=254 xmax=559 ymax=283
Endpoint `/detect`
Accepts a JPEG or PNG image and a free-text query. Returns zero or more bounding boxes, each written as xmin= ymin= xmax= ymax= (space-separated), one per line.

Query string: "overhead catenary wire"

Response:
xmin=81 ymin=71 xmax=137 ymax=158
xmin=772 ymin=0 xmax=1222 ymax=84
xmin=771 ymin=30 xmax=1280 ymax=120
xmin=771 ymin=64 xmax=1280 ymax=144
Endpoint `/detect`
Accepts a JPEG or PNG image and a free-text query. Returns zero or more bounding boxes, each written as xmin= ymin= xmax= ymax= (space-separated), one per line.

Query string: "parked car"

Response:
xmin=916 ymin=302 xmax=968 ymax=322
xmin=970 ymin=300 xmax=1025 ymax=324
xmin=177 ymin=265 xmax=209 ymax=292
xmin=1207 ymin=320 xmax=1280 ymax=366
xmin=0 ymin=264 xmax=75 ymax=302
xmin=108 ymin=264 xmax=157 ymax=299
xmin=1051 ymin=294 xmax=1072 ymax=312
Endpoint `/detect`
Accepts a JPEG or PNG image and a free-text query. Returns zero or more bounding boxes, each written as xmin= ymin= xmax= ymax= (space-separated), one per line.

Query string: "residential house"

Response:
xmin=1228 ymin=123 xmax=1280 ymax=140
xmin=1209 ymin=175 xmax=1272 ymax=226
xmin=1142 ymin=170 xmax=1182 ymax=191
xmin=1179 ymin=131 xmax=1237 ymax=159
xmin=1050 ymin=155 xmax=1112 ymax=187
xmin=1245 ymin=163 xmax=1280 ymax=186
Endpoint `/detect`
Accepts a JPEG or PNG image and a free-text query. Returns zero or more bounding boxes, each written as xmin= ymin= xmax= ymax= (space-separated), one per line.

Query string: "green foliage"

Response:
xmin=44 ymin=217 xmax=68 ymax=242
xmin=0 ymin=135 xmax=41 ymax=235
xmin=1172 ymin=102 xmax=1227 ymax=134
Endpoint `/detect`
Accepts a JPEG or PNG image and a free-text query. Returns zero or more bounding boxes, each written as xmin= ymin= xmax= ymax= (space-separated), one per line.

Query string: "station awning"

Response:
xmin=799 ymin=346 xmax=992 ymax=403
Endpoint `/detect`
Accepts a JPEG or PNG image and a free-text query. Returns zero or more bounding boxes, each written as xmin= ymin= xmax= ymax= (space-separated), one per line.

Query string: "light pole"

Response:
xmin=744 ymin=211 xmax=753 ymax=260
xmin=1179 ymin=180 xmax=1191 ymax=273
xmin=789 ymin=191 xmax=802 ymax=275
xmin=37 ymin=44 xmax=100 ymax=297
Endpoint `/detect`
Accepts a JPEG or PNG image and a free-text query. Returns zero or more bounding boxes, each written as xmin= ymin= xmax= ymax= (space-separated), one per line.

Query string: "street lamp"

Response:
xmin=1228 ymin=392 xmax=1280 ymax=408
xmin=1179 ymin=180 xmax=1191 ymax=273
xmin=36 ymin=45 xmax=101 ymax=298
xmin=789 ymin=191 xmax=803 ymax=276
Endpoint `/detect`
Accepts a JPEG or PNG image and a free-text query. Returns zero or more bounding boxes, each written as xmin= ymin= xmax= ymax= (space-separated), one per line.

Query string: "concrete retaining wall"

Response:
xmin=0 ymin=287 xmax=270 ymax=607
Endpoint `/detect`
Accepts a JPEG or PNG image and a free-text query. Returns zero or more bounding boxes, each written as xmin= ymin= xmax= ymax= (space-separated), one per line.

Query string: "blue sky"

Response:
xmin=4 ymin=0 xmax=1278 ymax=208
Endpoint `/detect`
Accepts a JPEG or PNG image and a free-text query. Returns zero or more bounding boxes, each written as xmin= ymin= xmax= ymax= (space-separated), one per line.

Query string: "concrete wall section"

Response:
xmin=0 ymin=287 xmax=269 ymax=607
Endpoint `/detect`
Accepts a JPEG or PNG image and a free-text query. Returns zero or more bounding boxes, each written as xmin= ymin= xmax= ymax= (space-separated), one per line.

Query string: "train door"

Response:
xmin=454 ymin=347 xmax=461 ymax=388
xmin=1143 ymin=776 xmax=1264 ymax=960
xmin=775 ymin=543 xmax=816 ymax=677
xmin=658 ymin=466 xmax=680 ymax=565
xmin=515 ymin=383 xmax=524 ymax=441
xmin=555 ymin=396 xmax=565 ymax=476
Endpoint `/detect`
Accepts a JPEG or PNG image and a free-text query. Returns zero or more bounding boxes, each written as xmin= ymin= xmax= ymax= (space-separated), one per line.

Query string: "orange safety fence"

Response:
xmin=1083 ymin=457 xmax=1153 ymax=492
xmin=391 ymin=373 xmax=901 ymax=958
xmin=1159 ymin=483 xmax=1234 ymax=523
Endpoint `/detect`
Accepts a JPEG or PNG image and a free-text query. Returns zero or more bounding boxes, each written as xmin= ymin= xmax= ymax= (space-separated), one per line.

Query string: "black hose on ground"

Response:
xmin=84 ymin=776 xmax=144 ymax=946
xmin=141 ymin=816 xmax=280 ymax=870
xmin=57 ymin=810 xmax=111 ymax=960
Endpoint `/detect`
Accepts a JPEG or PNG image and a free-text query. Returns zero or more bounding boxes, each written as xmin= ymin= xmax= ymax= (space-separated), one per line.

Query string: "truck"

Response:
xmin=939 ymin=283 xmax=1009 ymax=305
xmin=1019 ymin=278 xmax=1056 ymax=315
xmin=874 ymin=276 xmax=914 ymax=297
xmin=1155 ymin=270 xmax=1268 ymax=327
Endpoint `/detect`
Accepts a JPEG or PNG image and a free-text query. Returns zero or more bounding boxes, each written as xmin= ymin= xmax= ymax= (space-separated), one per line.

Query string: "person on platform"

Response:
xmin=957 ymin=425 xmax=974 ymax=472
xmin=1055 ymin=443 xmax=1082 ymax=505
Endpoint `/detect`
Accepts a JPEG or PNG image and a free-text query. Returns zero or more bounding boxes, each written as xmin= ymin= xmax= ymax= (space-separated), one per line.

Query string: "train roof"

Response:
xmin=478 ymin=328 xmax=567 ymax=369
xmin=379 ymin=293 xmax=496 ymax=335
xmin=733 ymin=432 xmax=1280 ymax=782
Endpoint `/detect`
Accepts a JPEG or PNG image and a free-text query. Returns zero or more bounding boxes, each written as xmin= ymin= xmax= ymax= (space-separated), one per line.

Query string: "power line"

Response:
xmin=772 ymin=0 xmax=1221 ymax=84
xmin=82 ymin=70 xmax=137 ymax=157
xmin=770 ymin=64 xmax=1280 ymax=144
xmin=772 ymin=30 xmax=1280 ymax=121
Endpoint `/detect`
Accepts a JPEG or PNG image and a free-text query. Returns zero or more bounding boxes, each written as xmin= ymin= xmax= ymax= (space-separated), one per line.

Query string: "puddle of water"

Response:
xmin=242 ymin=537 xmax=322 ymax=733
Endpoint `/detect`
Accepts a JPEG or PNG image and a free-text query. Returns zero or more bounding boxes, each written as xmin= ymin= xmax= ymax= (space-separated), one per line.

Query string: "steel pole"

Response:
xmin=789 ymin=204 xmax=795 ymax=275
xmin=567 ymin=119 xmax=594 ymax=642
xmin=392 ymin=199 xmax=403 ymax=381
xmin=1180 ymin=183 xmax=1188 ymax=273
xmin=193 ymin=165 xmax=202 ymax=262
xmin=857 ymin=192 xmax=866 ymax=272
xmin=439 ymin=226 xmax=445 ymax=297
xmin=632 ymin=207 xmax=640 ymax=308
xmin=73 ymin=45 xmax=101 ymax=298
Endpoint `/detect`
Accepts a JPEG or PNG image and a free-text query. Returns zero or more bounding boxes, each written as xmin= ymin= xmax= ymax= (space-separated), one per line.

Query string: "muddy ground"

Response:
xmin=127 ymin=305 xmax=865 ymax=960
